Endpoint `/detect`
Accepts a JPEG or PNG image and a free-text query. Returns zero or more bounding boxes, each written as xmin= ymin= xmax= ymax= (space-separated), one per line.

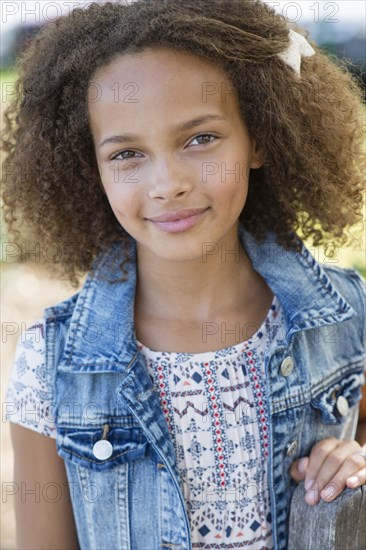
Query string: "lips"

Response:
xmin=147 ymin=207 xmax=209 ymax=234
xmin=147 ymin=207 xmax=208 ymax=222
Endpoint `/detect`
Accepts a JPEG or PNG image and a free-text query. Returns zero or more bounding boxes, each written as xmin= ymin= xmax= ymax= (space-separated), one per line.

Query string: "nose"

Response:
xmin=147 ymin=156 xmax=194 ymax=201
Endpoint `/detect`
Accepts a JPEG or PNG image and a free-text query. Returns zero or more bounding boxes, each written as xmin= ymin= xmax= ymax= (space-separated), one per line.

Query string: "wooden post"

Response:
xmin=288 ymin=482 xmax=366 ymax=550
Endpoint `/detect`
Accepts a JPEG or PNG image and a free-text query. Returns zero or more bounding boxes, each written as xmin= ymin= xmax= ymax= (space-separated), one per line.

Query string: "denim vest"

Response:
xmin=44 ymin=224 xmax=366 ymax=550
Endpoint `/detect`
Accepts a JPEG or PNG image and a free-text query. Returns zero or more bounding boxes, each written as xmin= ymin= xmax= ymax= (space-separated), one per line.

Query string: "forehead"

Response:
xmin=87 ymin=47 xmax=239 ymax=119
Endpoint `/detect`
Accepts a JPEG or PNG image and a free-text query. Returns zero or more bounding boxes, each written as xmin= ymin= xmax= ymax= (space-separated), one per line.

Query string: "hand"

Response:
xmin=289 ymin=437 xmax=366 ymax=506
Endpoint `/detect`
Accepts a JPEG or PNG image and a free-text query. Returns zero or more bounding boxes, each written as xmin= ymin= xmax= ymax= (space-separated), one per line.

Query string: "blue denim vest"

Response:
xmin=43 ymin=224 xmax=365 ymax=550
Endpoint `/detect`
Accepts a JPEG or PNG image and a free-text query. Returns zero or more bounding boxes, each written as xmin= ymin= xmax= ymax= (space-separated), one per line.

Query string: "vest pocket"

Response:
xmin=310 ymin=369 xmax=365 ymax=425
xmin=56 ymin=424 xmax=149 ymax=471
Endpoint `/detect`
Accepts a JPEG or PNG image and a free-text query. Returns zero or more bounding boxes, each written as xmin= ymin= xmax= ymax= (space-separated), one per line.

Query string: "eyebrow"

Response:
xmin=99 ymin=114 xmax=228 ymax=147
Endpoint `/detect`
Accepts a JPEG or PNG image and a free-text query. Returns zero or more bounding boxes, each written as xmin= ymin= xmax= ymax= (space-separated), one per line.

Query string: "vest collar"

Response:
xmin=56 ymin=224 xmax=354 ymax=369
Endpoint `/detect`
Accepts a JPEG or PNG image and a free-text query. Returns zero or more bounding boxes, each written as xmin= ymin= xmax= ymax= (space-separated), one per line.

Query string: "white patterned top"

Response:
xmin=5 ymin=294 xmax=286 ymax=549
xmin=5 ymin=320 xmax=56 ymax=439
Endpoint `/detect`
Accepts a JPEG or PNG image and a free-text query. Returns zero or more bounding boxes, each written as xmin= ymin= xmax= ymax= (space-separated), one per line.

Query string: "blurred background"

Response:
xmin=1 ymin=1 xmax=365 ymax=548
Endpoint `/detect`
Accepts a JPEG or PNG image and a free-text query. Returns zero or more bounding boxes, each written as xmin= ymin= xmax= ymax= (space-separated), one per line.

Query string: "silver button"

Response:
xmin=336 ymin=396 xmax=349 ymax=416
xmin=286 ymin=441 xmax=298 ymax=457
xmin=280 ymin=356 xmax=294 ymax=377
xmin=93 ymin=439 xmax=113 ymax=460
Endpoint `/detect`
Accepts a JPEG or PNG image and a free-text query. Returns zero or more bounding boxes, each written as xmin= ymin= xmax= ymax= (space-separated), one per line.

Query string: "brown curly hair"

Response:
xmin=2 ymin=0 xmax=365 ymax=288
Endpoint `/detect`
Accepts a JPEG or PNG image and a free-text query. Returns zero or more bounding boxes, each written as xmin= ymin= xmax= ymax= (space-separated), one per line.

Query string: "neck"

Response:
xmin=134 ymin=229 xmax=267 ymax=325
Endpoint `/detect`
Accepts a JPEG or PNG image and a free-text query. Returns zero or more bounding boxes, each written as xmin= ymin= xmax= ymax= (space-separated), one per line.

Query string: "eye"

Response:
xmin=188 ymin=133 xmax=218 ymax=147
xmin=110 ymin=133 xmax=218 ymax=161
xmin=110 ymin=150 xmax=141 ymax=161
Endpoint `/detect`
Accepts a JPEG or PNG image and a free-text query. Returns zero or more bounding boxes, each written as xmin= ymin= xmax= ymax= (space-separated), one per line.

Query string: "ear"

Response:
xmin=249 ymin=138 xmax=265 ymax=169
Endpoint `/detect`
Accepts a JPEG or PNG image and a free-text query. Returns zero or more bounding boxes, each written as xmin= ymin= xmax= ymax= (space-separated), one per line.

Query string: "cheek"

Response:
xmin=209 ymin=153 xmax=251 ymax=188
xmin=103 ymin=182 xmax=142 ymax=223
xmin=211 ymin=166 xmax=250 ymax=219
xmin=99 ymin=162 xmax=137 ymax=188
xmin=213 ymin=169 xmax=249 ymax=201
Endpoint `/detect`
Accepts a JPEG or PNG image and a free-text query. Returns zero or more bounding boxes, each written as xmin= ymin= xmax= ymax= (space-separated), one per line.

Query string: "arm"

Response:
xmin=10 ymin=423 xmax=80 ymax=549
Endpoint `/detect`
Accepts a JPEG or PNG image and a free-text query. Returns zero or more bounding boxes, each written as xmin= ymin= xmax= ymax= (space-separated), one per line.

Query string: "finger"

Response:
xmin=289 ymin=456 xmax=309 ymax=482
xmin=304 ymin=437 xmax=339 ymax=492
xmin=305 ymin=442 xmax=363 ymax=505
xmin=346 ymin=450 xmax=366 ymax=488
xmin=346 ymin=467 xmax=366 ymax=488
xmin=320 ymin=450 xmax=366 ymax=502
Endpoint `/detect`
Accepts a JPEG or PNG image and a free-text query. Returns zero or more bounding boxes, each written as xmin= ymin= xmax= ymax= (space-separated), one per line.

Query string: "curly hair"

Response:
xmin=2 ymin=0 xmax=365 ymax=288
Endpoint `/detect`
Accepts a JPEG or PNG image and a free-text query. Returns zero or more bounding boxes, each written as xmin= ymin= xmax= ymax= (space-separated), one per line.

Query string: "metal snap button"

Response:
xmin=93 ymin=424 xmax=113 ymax=460
xmin=286 ymin=441 xmax=298 ymax=457
xmin=280 ymin=356 xmax=294 ymax=377
xmin=93 ymin=439 xmax=113 ymax=460
xmin=336 ymin=395 xmax=349 ymax=416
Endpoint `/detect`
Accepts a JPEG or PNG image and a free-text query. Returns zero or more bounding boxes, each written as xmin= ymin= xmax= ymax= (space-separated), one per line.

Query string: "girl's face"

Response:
xmin=88 ymin=48 xmax=263 ymax=262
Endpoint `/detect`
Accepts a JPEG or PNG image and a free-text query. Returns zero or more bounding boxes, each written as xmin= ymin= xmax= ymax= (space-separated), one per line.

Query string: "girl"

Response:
xmin=2 ymin=0 xmax=366 ymax=549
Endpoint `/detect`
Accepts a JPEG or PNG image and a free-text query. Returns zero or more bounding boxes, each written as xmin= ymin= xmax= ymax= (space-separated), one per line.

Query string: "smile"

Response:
xmin=147 ymin=208 xmax=209 ymax=234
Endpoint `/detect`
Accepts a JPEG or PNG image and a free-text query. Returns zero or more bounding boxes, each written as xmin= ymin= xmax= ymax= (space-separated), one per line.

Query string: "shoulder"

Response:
xmin=322 ymin=264 xmax=366 ymax=345
xmin=43 ymin=290 xmax=80 ymax=320
xmin=323 ymin=264 xmax=366 ymax=297
xmin=14 ymin=317 xmax=46 ymax=360
xmin=322 ymin=264 xmax=365 ymax=314
xmin=6 ymin=317 xmax=57 ymax=439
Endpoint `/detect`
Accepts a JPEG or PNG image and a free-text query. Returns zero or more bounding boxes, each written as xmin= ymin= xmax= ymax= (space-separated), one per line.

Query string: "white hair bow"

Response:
xmin=277 ymin=29 xmax=316 ymax=77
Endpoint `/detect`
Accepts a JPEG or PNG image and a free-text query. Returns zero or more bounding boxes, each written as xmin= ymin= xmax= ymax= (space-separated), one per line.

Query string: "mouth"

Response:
xmin=147 ymin=207 xmax=210 ymax=234
xmin=147 ymin=207 xmax=208 ymax=222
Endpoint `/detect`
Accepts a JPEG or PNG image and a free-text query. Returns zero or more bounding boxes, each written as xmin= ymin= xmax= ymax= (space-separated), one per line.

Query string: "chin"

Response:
xmin=138 ymin=239 xmax=204 ymax=262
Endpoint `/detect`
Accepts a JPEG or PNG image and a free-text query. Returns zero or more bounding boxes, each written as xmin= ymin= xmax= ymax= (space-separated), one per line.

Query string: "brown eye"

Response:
xmin=188 ymin=133 xmax=218 ymax=147
xmin=111 ymin=150 xmax=141 ymax=161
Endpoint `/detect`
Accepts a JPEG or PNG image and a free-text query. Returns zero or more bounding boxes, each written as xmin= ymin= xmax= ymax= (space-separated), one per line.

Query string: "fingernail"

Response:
xmin=298 ymin=457 xmax=308 ymax=473
xmin=305 ymin=479 xmax=315 ymax=491
xmin=347 ymin=476 xmax=358 ymax=487
xmin=305 ymin=489 xmax=318 ymax=505
xmin=321 ymin=484 xmax=336 ymax=500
